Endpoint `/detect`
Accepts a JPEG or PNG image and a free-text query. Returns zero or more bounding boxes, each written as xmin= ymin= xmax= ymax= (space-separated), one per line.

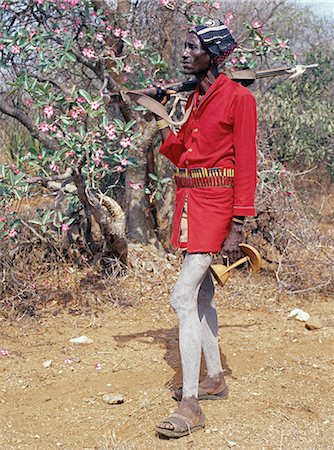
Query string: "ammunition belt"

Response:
xmin=174 ymin=167 xmax=234 ymax=188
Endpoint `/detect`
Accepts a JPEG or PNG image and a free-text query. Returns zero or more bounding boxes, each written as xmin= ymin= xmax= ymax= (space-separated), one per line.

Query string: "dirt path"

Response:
xmin=1 ymin=256 xmax=334 ymax=449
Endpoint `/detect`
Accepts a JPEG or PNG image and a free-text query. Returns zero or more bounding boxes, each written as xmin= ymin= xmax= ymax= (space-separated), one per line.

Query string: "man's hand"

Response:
xmin=222 ymin=222 xmax=243 ymax=263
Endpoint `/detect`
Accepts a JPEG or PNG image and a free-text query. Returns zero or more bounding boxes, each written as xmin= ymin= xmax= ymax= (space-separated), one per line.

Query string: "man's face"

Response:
xmin=182 ymin=33 xmax=211 ymax=75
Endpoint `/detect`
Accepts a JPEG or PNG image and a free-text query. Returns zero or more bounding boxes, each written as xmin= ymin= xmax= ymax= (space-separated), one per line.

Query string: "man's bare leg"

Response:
xmin=197 ymin=271 xmax=227 ymax=394
xmin=157 ymin=253 xmax=212 ymax=431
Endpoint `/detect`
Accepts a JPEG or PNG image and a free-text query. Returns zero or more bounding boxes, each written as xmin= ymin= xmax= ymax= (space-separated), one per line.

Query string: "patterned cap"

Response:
xmin=192 ymin=19 xmax=237 ymax=66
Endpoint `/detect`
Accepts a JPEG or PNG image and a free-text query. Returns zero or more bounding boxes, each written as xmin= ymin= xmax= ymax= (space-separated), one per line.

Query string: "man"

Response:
xmin=154 ymin=19 xmax=257 ymax=438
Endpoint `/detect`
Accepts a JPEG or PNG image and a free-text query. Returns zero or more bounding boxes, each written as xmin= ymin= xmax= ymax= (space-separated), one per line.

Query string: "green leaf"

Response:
xmin=148 ymin=173 xmax=158 ymax=181
xmin=78 ymin=89 xmax=91 ymax=103
xmin=124 ymin=119 xmax=137 ymax=132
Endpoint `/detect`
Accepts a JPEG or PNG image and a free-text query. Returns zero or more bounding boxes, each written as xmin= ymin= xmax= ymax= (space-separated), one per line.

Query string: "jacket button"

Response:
xmin=187 ymin=148 xmax=193 ymax=152
xmin=194 ymin=128 xmax=199 ymax=133
xmin=185 ymin=160 xmax=189 ymax=165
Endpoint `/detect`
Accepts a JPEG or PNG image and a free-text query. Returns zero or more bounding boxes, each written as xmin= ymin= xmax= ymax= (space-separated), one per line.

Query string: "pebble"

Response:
xmin=69 ymin=335 xmax=93 ymax=345
xmin=305 ymin=317 xmax=323 ymax=330
xmin=288 ymin=308 xmax=310 ymax=322
xmin=42 ymin=360 xmax=52 ymax=368
xmin=102 ymin=393 xmax=125 ymax=405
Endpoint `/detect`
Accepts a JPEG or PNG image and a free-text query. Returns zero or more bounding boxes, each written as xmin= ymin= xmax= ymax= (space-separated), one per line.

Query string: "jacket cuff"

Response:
xmin=233 ymin=206 xmax=256 ymax=216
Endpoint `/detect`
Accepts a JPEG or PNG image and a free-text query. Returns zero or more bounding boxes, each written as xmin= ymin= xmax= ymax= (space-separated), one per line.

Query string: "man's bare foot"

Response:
xmin=173 ymin=372 xmax=228 ymax=401
xmin=199 ymin=371 xmax=227 ymax=395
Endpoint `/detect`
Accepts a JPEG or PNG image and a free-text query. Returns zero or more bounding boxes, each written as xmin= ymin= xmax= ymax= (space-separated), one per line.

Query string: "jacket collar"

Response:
xmin=194 ymin=73 xmax=229 ymax=111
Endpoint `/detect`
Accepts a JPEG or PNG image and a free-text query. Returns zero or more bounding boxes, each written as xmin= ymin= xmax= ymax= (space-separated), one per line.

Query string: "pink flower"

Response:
xmin=239 ymin=56 xmax=247 ymax=64
xmin=49 ymin=161 xmax=59 ymax=172
xmin=113 ymin=28 xmax=122 ymax=37
xmin=213 ymin=2 xmax=220 ymax=8
xmin=279 ymin=41 xmax=287 ymax=49
xmin=43 ymin=105 xmax=54 ymax=118
xmin=0 ymin=349 xmax=9 ymax=356
xmin=82 ymin=47 xmax=95 ymax=58
xmin=224 ymin=12 xmax=233 ymax=25
xmin=90 ymin=100 xmax=100 ymax=111
xmin=253 ymin=21 xmax=262 ymax=31
xmin=76 ymin=96 xmax=86 ymax=104
xmin=265 ymin=37 xmax=271 ymax=45
xmin=95 ymin=363 xmax=102 ymax=371
xmin=65 ymin=150 xmax=76 ymax=158
xmin=93 ymin=157 xmax=102 ymax=166
xmin=0 ymin=217 xmax=6 ymax=222
xmin=120 ymin=158 xmax=129 ymax=166
xmin=70 ymin=109 xmax=78 ymax=119
xmin=124 ymin=64 xmax=133 ymax=73
xmin=78 ymin=31 xmax=85 ymax=39
xmin=116 ymin=165 xmax=124 ymax=173
xmin=38 ymin=122 xmax=49 ymax=132
xmin=105 ymin=124 xmax=116 ymax=140
xmin=231 ymin=57 xmax=238 ymax=65
xmin=120 ymin=136 xmax=131 ymax=148
xmin=11 ymin=44 xmax=20 ymax=54
xmin=96 ymin=33 xmax=104 ymax=42
xmin=129 ymin=181 xmax=143 ymax=190
xmin=133 ymin=39 xmax=143 ymax=49
xmin=61 ymin=223 xmax=71 ymax=232
xmin=0 ymin=43 xmax=4 ymax=51
xmin=121 ymin=30 xmax=129 ymax=38
xmin=8 ymin=229 xmax=17 ymax=239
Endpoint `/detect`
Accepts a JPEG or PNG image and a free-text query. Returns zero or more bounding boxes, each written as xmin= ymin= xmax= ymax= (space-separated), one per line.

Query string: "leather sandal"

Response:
xmin=156 ymin=409 xmax=205 ymax=438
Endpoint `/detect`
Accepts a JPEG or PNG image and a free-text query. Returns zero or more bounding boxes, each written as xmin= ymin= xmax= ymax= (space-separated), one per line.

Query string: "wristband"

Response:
xmin=156 ymin=119 xmax=169 ymax=130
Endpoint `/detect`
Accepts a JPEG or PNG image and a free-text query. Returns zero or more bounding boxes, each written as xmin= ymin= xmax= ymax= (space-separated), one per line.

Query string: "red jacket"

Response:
xmin=159 ymin=73 xmax=257 ymax=253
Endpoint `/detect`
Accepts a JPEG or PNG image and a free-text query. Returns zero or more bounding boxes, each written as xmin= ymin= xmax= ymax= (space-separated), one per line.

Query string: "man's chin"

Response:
xmin=182 ymin=67 xmax=194 ymax=75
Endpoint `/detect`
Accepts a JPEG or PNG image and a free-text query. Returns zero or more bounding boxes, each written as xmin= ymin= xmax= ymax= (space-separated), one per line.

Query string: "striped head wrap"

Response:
xmin=192 ymin=19 xmax=237 ymax=66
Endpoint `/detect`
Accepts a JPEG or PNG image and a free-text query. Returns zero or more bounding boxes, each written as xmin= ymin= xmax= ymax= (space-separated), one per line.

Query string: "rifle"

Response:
xmin=126 ymin=64 xmax=319 ymax=97
xmin=121 ymin=64 xmax=318 ymax=126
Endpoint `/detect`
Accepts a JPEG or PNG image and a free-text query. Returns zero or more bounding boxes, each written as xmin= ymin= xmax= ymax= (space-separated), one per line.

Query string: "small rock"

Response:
xmin=42 ymin=360 xmax=52 ymax=368
xmin=102 ymin=393 xmax=125 ymax=405
xmin=305 ymin=317 xmax=323 ymax=330
xmin=84 ymin=396 xmax=97 ymax=405
xmin=144 ymin=261 xmax=155 ymax=272
xmin=288 ymin=308 xmax=310 ymax=322
xmin=69 ymin=335 xmax=93 ymax=345
xmin=227 ymin=440 xmax=237 ymax=448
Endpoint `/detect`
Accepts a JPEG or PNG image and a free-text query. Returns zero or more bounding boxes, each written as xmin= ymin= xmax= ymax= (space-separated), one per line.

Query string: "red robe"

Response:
xmin=159 ymin=73 xmax=257 ymax=253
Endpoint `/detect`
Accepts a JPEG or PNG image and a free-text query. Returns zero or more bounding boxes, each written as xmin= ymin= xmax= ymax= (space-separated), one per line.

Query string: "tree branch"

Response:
xmin=0 ymin=96 xmax=56 ymax=150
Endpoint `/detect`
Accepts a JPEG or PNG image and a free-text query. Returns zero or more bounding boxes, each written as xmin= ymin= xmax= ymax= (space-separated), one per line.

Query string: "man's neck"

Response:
xmin=196 ymin=67 xmax=218 ymax=94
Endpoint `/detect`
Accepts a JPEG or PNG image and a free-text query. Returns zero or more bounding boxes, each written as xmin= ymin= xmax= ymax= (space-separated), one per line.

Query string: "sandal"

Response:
xmin=156 ymin=409 xmax=205 ymax=438
xmin=173 ymin=384 xmax=229 ymax=402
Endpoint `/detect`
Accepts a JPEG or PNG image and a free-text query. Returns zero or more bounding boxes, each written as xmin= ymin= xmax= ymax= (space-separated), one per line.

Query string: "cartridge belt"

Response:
xmin=174 ymin=167 xmax=234 ymax=188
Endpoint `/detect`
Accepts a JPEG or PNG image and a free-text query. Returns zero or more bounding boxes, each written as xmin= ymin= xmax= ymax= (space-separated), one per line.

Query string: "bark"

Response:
xmin=125 ymin=118 xmax=157 ymax=243
xmin=73 ymin=170 xmax=128 ymax=265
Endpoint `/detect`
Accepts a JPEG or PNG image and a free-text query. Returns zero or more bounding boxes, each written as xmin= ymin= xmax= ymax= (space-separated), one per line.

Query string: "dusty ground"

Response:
xmin=1 ymin=244 xmax=334 ymax=450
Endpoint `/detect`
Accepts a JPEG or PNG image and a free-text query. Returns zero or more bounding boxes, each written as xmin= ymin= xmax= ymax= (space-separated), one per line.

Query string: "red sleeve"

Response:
xmin=158 ymin=96 xmax=193 ymax=166
xmin=158 ymin=128 xmax=186 ymax=166
xmin=232 ymin=92 xmax=257 ymax=216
